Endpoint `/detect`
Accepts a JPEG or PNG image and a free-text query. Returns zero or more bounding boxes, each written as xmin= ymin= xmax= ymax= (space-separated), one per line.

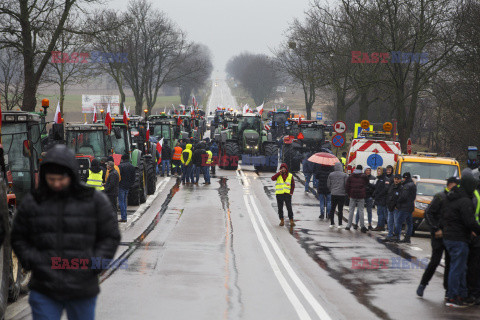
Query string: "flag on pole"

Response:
xmin=105 ymin=103 xmax=112 ymax=133
xmin=122 ymin=104 xmax=128 ymax=125
xmin=53 ymin=101 xmax=62 ymax=124
xmin=287 ymin=106 xmax=290 ymax=111
xmin=93 ymin=107 xmax=98 ymax=123
xmin=156 ymin=138 xmax=164 ymax=164
xmin=243 ymin=104 xmax=249 ymax=114
xmin=256 ymin=102 xmax=264 ymax=115
xmin=192 ymin=95 xmax=198 ymax=108
xmin=146 ymin=121 xmax=150 ymax=141
xmin=163 ymin=107 xmax=166 ymax=114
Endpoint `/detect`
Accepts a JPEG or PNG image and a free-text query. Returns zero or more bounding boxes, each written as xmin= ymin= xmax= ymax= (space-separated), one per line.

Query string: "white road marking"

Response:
xmin=243 ymin=195 xmax=312 ymax=320
xmin=241 ymin=169 xmax=332 ymax=320
xmin=248 ymin=194 xmax=332 ymax=320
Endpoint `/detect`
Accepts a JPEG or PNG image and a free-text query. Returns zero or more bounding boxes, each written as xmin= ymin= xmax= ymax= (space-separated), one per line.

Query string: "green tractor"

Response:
xmin=65 ymin=121 xmax=154 ymax=206
xmin=0 ymin=111 xmax=45 ymax=306
xmin=281 ymin=120 xmax=331 ymax=172
xmin=147 ymin=115 xmax=179 ymax=151
xmin=217 ymin=114 xmax=278 ymax=171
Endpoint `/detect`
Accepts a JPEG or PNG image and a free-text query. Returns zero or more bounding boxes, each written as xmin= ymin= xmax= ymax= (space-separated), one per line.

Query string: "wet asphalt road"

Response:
xmin=5 ymin=80 xmax=480 ymax=320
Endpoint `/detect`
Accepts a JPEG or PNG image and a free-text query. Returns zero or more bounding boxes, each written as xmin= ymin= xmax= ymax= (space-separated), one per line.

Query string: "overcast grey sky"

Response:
xmin=112 ymin=0 xmax=317 ymax=78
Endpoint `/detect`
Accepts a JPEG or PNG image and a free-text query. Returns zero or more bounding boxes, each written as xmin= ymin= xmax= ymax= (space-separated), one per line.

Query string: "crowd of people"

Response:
xmin=299 ymin=151 xmax=480 ymax=308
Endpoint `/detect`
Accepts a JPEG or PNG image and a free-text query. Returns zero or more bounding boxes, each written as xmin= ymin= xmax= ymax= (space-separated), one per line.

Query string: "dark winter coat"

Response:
xmin=425 ymin=189 xmax=448 ymax=233
xmin=315 ymin=165 xmax=334 ymax=194
xmin=11 ymin=145 xmax=120 ymax=300
xmin=373 ymin=173 xmax=389 ymax=206
xmin=118 ymin=160 xmax=136 ymax=190
xmin=365 ymin=174 xmax=375 ymax=199
xmin=104 ymin=168 xmax=119 ymax=197
xmin=302 ymin=157 xmax=314 ymax=174
xmin=327 ymin=162 xmax=348 ymax=196
xmin=210 ymin=142 xmax=219 ymax=156
xmin=161 ymin=144 xmax=172 ymax=160
xmin=345 ymin=170 xmax=368 ymax=199
xmin=396 ymin=177 xmax=417 ymax=213
xmin=387 ymin=182 xmax=402 ymax=212
xmin=192 ymin=145 xmax=206 ymax=166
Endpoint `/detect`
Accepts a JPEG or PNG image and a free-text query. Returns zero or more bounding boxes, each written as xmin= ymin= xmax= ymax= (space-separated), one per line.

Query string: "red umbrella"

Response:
xmin=308 ymin=152 xmax=340 ymax=166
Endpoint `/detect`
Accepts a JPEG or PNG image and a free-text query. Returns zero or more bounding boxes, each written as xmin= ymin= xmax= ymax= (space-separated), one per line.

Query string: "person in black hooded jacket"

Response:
xmin=11 ymin=144 xmax=120 ymax=319
xmin=442 ymin=170 xmax=480 ymax=307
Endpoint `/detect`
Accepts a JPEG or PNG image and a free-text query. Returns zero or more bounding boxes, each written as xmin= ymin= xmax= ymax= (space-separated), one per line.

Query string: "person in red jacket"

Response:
xmin=272 ymin=163 xmax=296 ymax=227
xmin=345 ymin=165 xmax=369 ymax=232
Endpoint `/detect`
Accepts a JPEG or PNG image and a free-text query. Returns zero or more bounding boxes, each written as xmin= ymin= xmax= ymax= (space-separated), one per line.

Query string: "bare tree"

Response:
xmin=0 ymin=48 xmax=23 ymax=110
xmin=172 ymin=43 xmax=213 ymax=106
xmin=0 ymin=0 xmax=104 ymax=111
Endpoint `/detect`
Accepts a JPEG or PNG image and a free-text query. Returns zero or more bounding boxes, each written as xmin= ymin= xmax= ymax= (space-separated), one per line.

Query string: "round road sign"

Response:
xmin=333 ymin=121 xmax=347 ymax=134
xmin=332 ymin=134 xmax=345 ymax=148
xmin=367 ymin=154 xmax=384 ymax=170
xmin=360 ymin=120 xmax=370 ymax=130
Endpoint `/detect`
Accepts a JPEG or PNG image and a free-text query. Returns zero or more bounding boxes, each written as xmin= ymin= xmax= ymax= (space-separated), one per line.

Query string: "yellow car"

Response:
xmin=395 ymin=153 xmax=461 ymax=180
xmin=412 ymin=179 xmax=447 ymax=234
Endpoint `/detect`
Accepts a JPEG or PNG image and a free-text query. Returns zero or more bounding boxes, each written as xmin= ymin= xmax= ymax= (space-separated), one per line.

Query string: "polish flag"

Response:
xmin=105 ymin=103 xmax=112 ymax=133
xmin=156 ymin=138 xmax=164 ymax=164
xmin=192 ymin=95 xmax=198 ymax=108
xmin=256 ymin=103 xmax=264 ymax=115
xmin=122 ymin=105 xmax=128 ymax=125
xmin=146 ymin=121 xmax=150 ymax=141
xmin=53 ymin=101 xmax=62 ymax=124
xmin=93 ymin=107 xmax=97 ymax=123
xmin=243 ymin=104 xmax=249 ymax=114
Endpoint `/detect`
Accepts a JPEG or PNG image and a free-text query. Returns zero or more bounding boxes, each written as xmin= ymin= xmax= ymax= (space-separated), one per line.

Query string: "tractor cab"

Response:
xmin=1 ymin=111 xmax=44 ymax=204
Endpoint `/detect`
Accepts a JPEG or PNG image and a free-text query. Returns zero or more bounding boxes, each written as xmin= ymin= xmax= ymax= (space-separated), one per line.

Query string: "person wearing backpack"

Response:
xmin=416 ymin=177 xmax=458 ymax=298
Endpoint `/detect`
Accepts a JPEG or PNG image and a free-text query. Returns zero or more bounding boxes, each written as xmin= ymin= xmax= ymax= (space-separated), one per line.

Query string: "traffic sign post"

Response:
xmin=316 ymin=112 xmax=323 ymax=120
xmin=333 ymin=121 xmax=347 ymax=134
xmin=332 ymin=134 xmax=345 ymax=148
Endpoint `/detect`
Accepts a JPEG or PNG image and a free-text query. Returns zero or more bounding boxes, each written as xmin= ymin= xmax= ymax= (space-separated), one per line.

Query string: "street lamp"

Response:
xmin=100 ymin=109 xmax=104 ymax=121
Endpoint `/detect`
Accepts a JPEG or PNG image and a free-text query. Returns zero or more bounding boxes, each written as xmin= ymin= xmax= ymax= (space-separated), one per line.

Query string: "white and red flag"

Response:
xmin=53 ymin=101 xmax=62 ymax=124
xmin=156 ymin=137 xmax=164 ymax=164
xmin=192 ymin=95 xmax=198 ymax=108
xmin=146 ymin=121 xmax=150 ymax=141
xmin=105 ymin=103 xmax=112 ymax=133
xmin=93 ymin=107 xmax=97 ymax=123
xmin=256 ymin=103 xmax=264 ymax=115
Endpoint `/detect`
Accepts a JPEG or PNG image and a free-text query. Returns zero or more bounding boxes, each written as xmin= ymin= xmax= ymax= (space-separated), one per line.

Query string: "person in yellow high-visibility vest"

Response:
xmin=86 ymin=159 xmax=104 ymax=190
xmin=271 ymin=163 xmax=295 ymax=227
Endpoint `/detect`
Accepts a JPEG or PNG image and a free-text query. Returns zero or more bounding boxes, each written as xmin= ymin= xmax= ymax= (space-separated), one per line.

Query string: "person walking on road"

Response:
xmin=272 ymin=163 xmax=295 ymax=227
xmin=385 ymin=174 xmax=403 ymax=242
xmin=171 ymin=143 xmax=183 ymax=176
xmin=203 ymin=145 xmax=212 ymax=185
xmin=181 ymin=143 xmax=193 ymax=185
xmin=372 ymin=167 xmax=388 ymax=231
xmin=327 ymin=162 xmax=348 ymax=228
xmin=86 ymin=159 xmax=104 ymax=190
xmin=11 ymin=145 xmax=120 ymax=320
xmin=118 ymin=154 xmax=135 ymax=223
xmin=394 ymin=172 xmax=417 ymax=243
xmin=355 ymin=166 xmax=375 ymax=230
xmin=104 ymin=161 xmax=120 ymax=214
xmin=468 ymin=180 xmax=480 ymax=305
xmin=416 ymin=177 xmax=457 ymax=298
xmin=442 ymin=171 xmax=480 ymax=307
xmin=302 ymin=153 xmax=314 ymax=192
xmin=316 ymin=164 xmax=334 ymax=220
xmin=345 ymin=165 xmax=368 ymax=233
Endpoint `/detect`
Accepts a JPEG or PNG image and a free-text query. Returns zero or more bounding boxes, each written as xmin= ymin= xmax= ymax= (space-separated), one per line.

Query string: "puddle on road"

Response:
xmin=99 ymin=178 xmax=181 ymax=283
xmin=217 ymin=178 xmax=243 ymax=319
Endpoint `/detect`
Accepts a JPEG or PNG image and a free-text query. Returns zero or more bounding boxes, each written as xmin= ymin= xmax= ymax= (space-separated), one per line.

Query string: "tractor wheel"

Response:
xmin=283 ymin=145 xmax=302 ymax=173
xmin=145 ymin=156 xmax=157 ymax=195
xmin=264 ymin=143 xmax=279 ymax=172
xmin=128 ymin=170 xmax=142 ymax=206
xmin=139 ymin=160 xmax=147 ymax=204
xmin=224 ymin=142 xmax=240 ymax=170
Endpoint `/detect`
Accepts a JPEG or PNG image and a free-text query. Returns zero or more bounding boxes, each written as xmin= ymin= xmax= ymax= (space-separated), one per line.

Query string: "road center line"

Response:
xmin=243 ymin=195 xmax=311 ymax=320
